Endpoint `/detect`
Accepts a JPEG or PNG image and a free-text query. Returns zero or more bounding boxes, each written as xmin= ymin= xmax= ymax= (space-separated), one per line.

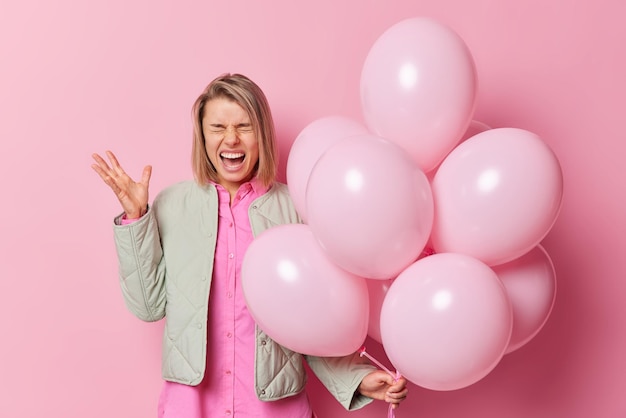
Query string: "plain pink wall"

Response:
xmin=1 ymin=0 xmax=624 ymax=417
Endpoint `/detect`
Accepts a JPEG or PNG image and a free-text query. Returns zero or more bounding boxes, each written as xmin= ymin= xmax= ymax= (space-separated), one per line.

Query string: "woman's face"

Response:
xmin=202 ymin=98 xmax=260 ymax=195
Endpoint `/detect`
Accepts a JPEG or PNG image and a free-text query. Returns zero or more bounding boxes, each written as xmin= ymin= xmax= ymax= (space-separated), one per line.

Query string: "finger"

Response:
xmin=92 ymin=153 xmax=112 ymax=172
xmin=389 ymin=377 xmax=407 ymax=391
xmin=106 ymin=150 xmax=127 ymax=176
xmin=141 ymin=165 xmax=152 ymax=185
xmin=91 ymin=164 xmax=122 ymax=194
xmin=388 ymin=384 xmax=406 ymax=393
xmin=386 ymin=394 xmax=407 ymax=407
xmin=92 ymin=153 xmax=123 ymax=186
xmin=386 ymin=388 xmax=409 ymax=399
xmin=92 ymin=163 xmax=114 ymax=184
xmin=91 ymin=163 xmax=109 ymax=181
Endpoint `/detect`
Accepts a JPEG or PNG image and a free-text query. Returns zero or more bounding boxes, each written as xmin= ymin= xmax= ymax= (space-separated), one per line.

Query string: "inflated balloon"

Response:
xmin=242 ymin=224 xmax=369 ymax=356
xmin=492 ymin=245 xmax=557 ymax=354
xmin=462 ymin=120 xmax=491 ymax=142
xmin=427 ymin=120 xmax=491 ymax=180
xmin=380 ymin=253 xmax=512 ymax=391
xmin=306 ymin=134 xmax=434 ymax=279
xmin=366 ymin=278 xmax=395 ymax=344
xmin=431 ymin=128 xmax=563 ymax=266
xmin=287 ymin=116 xmax=369 ymax=222
xmin=360 ymin=17 xmax=477 ymax=172
xmin=367 ymin=248 xmax=435 ymax=343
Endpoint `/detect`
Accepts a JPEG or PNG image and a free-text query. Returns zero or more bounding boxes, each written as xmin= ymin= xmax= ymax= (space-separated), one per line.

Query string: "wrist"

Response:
xmin=125 ymin=206 xmax=147 ymax=220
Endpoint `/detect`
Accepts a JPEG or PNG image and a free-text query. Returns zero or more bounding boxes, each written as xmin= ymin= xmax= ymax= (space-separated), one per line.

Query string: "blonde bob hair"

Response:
xmin=191 ymin=73 xmax=278 ymax=187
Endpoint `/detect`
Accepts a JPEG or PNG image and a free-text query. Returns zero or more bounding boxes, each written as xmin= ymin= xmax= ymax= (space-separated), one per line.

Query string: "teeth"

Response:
xmin=221 ymin=152 xmax=244 ymax=159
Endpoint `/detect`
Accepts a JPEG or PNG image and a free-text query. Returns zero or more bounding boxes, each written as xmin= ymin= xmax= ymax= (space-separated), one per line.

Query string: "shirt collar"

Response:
xmin=249 ymin=178 xmax=269 ymax=196
xmin=209 ymin=178 xmax=269 ymax=198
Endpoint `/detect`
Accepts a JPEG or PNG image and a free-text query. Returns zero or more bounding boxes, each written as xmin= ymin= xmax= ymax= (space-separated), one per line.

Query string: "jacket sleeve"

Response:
xmin=113 ymin=207 xmax=166 ymax=322
xmin=305 ymin=353 xmax=376 ymax=411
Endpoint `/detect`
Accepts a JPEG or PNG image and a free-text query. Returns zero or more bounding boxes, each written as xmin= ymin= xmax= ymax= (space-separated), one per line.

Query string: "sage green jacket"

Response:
xmin=112 ymin=180 xmax=374 ymax=410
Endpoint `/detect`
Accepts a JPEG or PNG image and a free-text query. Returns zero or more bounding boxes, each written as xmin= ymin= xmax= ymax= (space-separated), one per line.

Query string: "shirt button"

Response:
xmin=226 ymin=292 xmax=232 ymax=298
xmin=225 ymin=410 xmax=232 ymax=416
xmin=229 ymin=222 xmax=233 ymax=227
xmin=197 ymin=323 xmax=202 ymax=329
xmin=225 ymin=370 xmax=231 ymax=375
xmin=226 ymin=332 xmax=232 ymax=338
xmin=261 ymin=340 xmax=267 ymax=346
xmin=228 ymin=253 xmax=234 ymax=259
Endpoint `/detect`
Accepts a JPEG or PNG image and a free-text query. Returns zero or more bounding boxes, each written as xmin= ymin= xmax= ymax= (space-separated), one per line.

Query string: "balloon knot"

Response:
xmin=421 ymin=246 xmax=436 ymax=257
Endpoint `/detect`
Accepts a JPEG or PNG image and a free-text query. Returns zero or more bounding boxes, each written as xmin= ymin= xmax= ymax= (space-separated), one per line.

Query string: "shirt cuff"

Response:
xmin=120 ymin=213 xmax=141 ymax=225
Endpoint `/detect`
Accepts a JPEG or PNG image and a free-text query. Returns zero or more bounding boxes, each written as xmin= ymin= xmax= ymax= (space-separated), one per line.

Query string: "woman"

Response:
xmin=92 ymin=73 xmax=407 ymax=417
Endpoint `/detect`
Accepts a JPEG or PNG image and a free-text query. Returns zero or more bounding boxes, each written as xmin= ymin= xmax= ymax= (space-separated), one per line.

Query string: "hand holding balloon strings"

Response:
xmin=359 ymin=346 xmax=405 ymax=418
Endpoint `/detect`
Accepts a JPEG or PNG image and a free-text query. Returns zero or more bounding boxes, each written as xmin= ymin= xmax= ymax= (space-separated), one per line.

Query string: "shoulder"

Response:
xmin=266 ymin=182 xmax=290 ymax=198
xmin=155 ymin=180 xmax=214 ymax=202
xmin=252 ymin=182 xmax=301 ymax=225
xmin=260 ymin=182 xmax=294 ymax=207
xmin=153 ymin=181 xmax=217 ymax=216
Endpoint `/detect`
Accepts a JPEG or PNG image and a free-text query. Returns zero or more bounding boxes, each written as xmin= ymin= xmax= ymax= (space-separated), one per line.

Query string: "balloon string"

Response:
xmin=359 ymin=347 xmax=402 ymax=418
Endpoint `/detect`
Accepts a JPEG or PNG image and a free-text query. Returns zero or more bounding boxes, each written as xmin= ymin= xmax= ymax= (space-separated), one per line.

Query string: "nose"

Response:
xmin=223 ymin=126 xmax=240 ymax=144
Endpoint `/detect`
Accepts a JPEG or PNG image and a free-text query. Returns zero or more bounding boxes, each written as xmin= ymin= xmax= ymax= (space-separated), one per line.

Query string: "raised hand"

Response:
xmin=91 ymin=150 xmax=152 ymax=219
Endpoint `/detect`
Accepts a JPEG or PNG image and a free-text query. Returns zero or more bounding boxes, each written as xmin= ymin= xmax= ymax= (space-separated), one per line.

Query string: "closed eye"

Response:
xmin=206 ymin=123 xmax=254 ymax=136
xmin=236 ymin=124 xmax=253 ymax=133
xmin=207 ymin=123 xmax=224 ymax=134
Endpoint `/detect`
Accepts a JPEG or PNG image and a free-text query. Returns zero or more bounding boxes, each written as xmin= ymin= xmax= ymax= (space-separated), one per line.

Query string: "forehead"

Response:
xmin=202 ymin=98 xmax=250 ymax=123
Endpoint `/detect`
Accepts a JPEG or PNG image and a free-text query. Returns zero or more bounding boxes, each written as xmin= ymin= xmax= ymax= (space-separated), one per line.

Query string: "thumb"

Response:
xmin=373 ymin=371 xmax=395 ymax=386
xmin=141 ymin=165 xmax=152 ymax=185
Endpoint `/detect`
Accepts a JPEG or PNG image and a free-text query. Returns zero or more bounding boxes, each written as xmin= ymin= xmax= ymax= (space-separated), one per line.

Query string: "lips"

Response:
xmin=220 ymin=151 xmax=245 ymax=168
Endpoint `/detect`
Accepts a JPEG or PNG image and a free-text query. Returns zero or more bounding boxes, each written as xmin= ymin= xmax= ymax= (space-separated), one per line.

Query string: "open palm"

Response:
xmin=91 ymin=150 xmax=152 ymax=219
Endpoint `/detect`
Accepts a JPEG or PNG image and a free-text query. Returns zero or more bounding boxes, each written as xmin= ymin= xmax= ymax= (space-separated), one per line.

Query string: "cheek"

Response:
xmin=204 ymin=138 xmax=217 ymax=155
xmin=250 ymin=147 xmax=261 ymax=166
xmin=250 ymin=139 xmax=260 ymax=158
xmin=204 ymin=141 xmax=220 ymax=165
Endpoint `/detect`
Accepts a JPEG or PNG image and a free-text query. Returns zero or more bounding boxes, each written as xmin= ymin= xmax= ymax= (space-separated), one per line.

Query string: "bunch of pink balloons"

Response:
xmin=243 ymin=16 xmax=563 ymax=391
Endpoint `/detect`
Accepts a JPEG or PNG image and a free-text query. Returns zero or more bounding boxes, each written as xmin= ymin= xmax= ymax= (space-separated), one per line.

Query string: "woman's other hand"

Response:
xmin=91 ymin=150 xmax=152 ymax=219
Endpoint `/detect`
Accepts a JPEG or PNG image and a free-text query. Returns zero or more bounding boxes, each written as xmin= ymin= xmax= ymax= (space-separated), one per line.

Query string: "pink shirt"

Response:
xmin=145 ymin=181 xmax=312 ymax=418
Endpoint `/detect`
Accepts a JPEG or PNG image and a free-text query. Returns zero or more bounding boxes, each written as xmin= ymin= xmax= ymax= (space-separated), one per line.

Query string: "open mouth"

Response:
xmin=221 ymin=152 xmax=245 ymax=167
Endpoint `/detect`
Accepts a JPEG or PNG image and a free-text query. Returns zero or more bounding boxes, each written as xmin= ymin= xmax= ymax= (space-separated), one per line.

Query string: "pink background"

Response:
xmin=1 ymin=0 xmax=624 ymax=417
